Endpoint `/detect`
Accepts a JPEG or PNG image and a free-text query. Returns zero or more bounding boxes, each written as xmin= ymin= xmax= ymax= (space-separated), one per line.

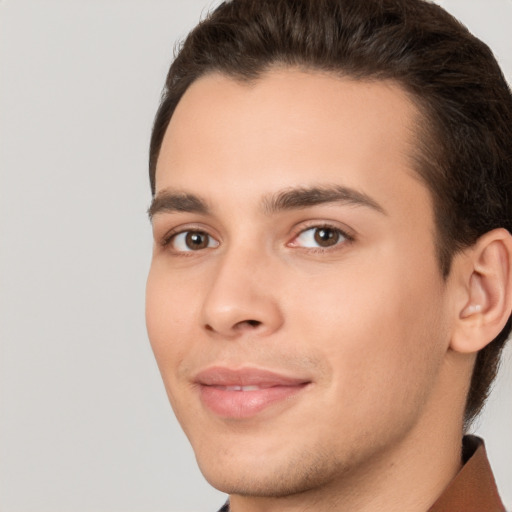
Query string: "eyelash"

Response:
xmin=160 ymin=223 xmax=354 ymax=254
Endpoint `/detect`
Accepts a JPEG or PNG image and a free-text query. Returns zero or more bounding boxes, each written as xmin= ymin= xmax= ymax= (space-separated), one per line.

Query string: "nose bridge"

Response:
xmin=201 ymin=239 xmax=283 ymax=337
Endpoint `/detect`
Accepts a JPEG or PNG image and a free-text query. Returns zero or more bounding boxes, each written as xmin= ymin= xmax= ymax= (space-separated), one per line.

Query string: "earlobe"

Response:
xmin=451 ymin=228 xmax=512 ymax=354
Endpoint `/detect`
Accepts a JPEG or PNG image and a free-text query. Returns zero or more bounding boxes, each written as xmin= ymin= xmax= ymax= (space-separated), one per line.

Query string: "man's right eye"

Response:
xmin=167 ymin=230 xmax=219 ymax=252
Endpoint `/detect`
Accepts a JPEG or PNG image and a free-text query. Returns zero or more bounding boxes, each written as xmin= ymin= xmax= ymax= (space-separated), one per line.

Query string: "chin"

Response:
xmin=195 ymin=440 xmax=351 ymax=498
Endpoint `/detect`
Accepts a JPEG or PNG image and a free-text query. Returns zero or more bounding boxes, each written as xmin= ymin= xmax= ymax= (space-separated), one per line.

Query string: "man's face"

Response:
xmin=146 ymin=70 xmax=455 ymax=497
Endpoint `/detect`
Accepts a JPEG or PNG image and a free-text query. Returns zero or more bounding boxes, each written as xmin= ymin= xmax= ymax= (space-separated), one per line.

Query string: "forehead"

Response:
xmin=155 ymin=69 xmax=429 ymax=219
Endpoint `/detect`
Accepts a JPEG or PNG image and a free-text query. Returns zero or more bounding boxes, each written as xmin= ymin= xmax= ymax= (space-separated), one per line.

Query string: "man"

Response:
xmin=145 ymin=0 xmax=512 ymax=510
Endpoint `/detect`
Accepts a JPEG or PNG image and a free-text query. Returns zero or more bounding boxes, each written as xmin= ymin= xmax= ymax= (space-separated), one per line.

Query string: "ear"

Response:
xmin=450 ymin=228 xmax=512 ymax=354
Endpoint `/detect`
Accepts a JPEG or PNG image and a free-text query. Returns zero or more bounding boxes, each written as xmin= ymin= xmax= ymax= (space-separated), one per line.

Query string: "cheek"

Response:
xmin=145 ymin=263 xmax=209 ymax=426
xmin=145 ymin=263 xmax=200 ymax=372
xmin=287 ymin=255 xmax=448 ymax=416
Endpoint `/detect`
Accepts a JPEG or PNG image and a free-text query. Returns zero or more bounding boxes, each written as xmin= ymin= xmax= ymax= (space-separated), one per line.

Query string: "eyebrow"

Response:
xmin=148 ymin=184 xmax=386 ymax=220
xmin=262 ymin=185 xmax=386 ymax=215
xmin=148 ymin=191 xmax=210 ymax=219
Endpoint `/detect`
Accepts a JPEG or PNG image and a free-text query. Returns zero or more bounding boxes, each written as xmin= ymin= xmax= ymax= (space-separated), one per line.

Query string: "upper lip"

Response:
xmin=194 ymin=366 xmax=311 ymax=388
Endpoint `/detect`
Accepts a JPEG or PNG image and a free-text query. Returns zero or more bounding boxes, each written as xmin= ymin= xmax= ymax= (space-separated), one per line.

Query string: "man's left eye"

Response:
xmin=293 ymin=227 xmax=347 ymax=248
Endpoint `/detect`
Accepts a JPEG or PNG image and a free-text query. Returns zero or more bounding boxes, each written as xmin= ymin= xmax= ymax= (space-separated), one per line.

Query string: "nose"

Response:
xmin=200 ymin=247 xmax=284 ymax=339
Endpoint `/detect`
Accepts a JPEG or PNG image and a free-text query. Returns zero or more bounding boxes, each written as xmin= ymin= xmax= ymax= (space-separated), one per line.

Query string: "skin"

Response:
xmin=146 ymin=69 xmax=484 ymax=511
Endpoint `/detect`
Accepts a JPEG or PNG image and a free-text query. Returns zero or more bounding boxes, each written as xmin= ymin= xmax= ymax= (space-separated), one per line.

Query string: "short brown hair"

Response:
xmin=149 ymin=0 xmax=512 ymax=423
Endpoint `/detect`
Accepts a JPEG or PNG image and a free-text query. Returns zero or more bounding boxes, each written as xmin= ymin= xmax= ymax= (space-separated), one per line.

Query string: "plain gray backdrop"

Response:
xmin=0 ymin=1 xmax=511 ymax=511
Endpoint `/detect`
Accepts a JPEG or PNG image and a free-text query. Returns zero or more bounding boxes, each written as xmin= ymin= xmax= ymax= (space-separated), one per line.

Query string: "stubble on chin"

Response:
xmin=200 ymin=442 xmax=358 ymax=500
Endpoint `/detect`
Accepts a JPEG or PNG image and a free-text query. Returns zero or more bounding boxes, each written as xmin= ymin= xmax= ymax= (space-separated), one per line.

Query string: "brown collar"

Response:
xmin=428 ymin=436 xmax=505 ymax=512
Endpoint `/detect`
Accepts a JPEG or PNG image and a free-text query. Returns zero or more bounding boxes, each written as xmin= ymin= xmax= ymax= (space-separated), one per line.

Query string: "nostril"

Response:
xmin=203 ymin=319 xmax=261 ymax=333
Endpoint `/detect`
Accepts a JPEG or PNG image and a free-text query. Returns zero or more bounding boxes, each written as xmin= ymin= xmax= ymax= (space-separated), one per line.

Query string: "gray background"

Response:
xmin=0 ymin=1 xmax=510 ymax=511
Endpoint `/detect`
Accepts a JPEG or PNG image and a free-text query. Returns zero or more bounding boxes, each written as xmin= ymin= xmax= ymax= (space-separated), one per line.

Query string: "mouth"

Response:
xmin=194 ymin=367 xmax=311 ymax=419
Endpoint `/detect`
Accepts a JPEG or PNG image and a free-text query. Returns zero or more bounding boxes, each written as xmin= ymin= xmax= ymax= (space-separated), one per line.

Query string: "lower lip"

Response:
xmin=199 ymin=384 xmax=308 ymax=419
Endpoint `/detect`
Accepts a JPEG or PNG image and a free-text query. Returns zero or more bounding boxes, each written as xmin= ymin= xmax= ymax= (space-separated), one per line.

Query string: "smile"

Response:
xmin=194 ymin=367 xmax=311 ymax=419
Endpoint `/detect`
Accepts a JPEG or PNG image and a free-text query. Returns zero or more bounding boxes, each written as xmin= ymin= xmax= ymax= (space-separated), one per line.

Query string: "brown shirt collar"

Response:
xmin=428 ymin=436 xmax=506 ymax=512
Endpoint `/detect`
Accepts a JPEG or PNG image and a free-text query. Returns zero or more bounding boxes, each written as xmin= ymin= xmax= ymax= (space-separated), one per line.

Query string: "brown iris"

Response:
xmin=313 ymin=228 xmax=341 ymax=247
xmin=185 ymin=231 xmax=210 ymax=250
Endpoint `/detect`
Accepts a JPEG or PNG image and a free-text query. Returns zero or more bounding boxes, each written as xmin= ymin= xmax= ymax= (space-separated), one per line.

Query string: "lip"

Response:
xmin=194 ymin=367 xmax=311 ymax=419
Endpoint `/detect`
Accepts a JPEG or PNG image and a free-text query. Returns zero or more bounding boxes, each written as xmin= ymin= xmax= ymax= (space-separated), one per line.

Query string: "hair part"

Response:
xmin=149 ymin=0 xmax=512 ymax=424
